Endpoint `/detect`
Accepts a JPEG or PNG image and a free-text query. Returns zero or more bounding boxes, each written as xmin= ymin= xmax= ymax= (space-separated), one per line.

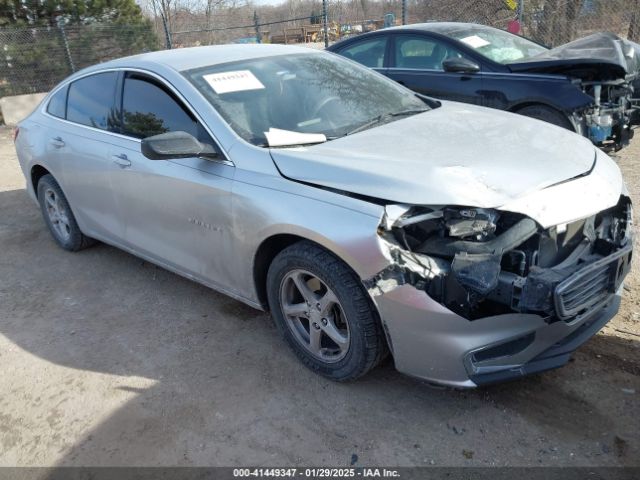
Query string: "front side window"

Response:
xmin=121 ymin=74 xmax=204 ymax=141
xmin=395 ymin=35 xmax=468 ymax=70
xmin=66 ymin=72 xmax=118 ymax=130
xmin=184 ymin=52 xmax=429 ymax=146
xmin=47 ymin=85 xmax=67 ymax=119
xmin=339 ymin=37 xmax=387 ymax=68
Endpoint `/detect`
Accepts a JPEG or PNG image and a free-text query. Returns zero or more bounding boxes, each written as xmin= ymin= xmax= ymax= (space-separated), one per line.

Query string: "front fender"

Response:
xmin=481 ymin=72 xmax=593 ymax=113
xmin=228 ymin=170 xmax=391 ymax=305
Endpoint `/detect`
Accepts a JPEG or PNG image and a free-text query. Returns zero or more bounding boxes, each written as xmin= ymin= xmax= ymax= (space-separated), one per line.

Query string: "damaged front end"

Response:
xmin=372 ymin=198 xmax=632 ymax=322
xmin=574 ymin=80 xmax=639 ymax=151
xmin=365 ymin=197 xmax=633 ymax=386
xmin=510 ymin=33 xmax=640 ymax=151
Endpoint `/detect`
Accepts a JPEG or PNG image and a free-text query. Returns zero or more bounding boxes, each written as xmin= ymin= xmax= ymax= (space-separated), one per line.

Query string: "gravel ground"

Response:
xmin=0 ymin=126 xmax=638 ymax=467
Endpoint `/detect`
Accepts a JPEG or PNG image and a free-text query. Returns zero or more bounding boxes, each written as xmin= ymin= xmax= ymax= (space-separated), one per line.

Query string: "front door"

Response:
xmin=387 ymin=34 xmax=484 ymax=105
xmin=108 ymin=71 xmax=235 ymax=286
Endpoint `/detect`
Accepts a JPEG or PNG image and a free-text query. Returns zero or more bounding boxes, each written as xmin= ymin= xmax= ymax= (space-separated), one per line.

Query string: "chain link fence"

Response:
xmin=1 ymin=0 xmax=639 ymax=99
xmin=167 ymin=0 xmax=638 ymax=49
xmin=0 ymin=23 xmax=161 ymax=97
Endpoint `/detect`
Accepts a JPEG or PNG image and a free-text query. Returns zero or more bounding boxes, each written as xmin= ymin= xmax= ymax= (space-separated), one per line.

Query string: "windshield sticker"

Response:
xmin=203 ymin=70 xmax=265 ymax=94
xmin=460 ymin=35 xmax=491 ymax=49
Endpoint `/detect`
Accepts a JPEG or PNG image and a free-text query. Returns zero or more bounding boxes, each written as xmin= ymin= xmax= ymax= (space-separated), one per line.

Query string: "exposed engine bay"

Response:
xmin=372 ymin=197 xmax=633 ymax=322
xmin=577 ymin=80 xmax=639 ymax=151
xmin=509 ymin=32 xmax=640 ymax=151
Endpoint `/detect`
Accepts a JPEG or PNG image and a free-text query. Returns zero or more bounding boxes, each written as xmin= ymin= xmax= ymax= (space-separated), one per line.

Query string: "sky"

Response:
xmin=251 ymin=0 xmax=287 ymax=5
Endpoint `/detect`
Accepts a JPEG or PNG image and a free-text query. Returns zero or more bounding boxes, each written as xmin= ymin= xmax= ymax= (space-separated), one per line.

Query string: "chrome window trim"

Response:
xmin=40 ymin=67 xmax=233 ymax=166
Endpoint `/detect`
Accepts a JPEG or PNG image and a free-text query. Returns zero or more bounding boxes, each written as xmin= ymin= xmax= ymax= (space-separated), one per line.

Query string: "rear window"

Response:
xmin=47 ymin=86 xmax=67 ymax=119
xmin=67 ymin=72 xmax=118 ymax=130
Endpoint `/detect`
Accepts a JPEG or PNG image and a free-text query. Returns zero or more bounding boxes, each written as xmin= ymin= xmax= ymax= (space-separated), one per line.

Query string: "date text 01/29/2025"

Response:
xmin=232 ymin=468 xmax=401 ymax=478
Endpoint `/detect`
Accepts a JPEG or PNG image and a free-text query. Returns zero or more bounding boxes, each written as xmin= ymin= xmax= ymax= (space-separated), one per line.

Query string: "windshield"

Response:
xmin=184 ymin=52 xmax=429 ymax=146
xmin=445 ymin=25 xmax=547 ymax=64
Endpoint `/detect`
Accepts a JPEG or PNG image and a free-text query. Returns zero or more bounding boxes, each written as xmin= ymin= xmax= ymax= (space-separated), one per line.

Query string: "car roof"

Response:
xmin=387 ymin=22 xmax=499 ymax=35
xmin=328 ymin=22 xmax=502 ymax=50
xmin=91 ymin=43 xmax=321 ymax=73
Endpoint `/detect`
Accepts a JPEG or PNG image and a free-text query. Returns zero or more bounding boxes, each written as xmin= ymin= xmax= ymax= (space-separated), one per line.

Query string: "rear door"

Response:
xmin=106 ymin=71 xmax=235 ymax=286
xmin=387 ymin=33 xmax=484 ymax=105
xmin=45 ymin=71 xmax=126 ymax=242
xmin=334 ymin=35 xmax=389 ymax=75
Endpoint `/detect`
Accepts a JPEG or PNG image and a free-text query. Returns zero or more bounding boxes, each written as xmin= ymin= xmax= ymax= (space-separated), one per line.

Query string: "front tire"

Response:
xmin=516 ymin=104 xmax=573 ymax=131
xmin=37 ymin=174 xmax=96 ymax=251
xmin=267 ymin=241 xmax=387 ymax=381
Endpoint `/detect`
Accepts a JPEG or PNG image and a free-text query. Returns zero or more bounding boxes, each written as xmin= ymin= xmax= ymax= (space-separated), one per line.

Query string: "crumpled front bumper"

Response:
xmin=373 ymin=283 xmax=625 ymax=388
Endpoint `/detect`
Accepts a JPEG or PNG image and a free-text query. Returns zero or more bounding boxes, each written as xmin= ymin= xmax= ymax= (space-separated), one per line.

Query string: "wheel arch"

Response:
xmin=30 ymin=164 xmax=52 ymax=198
xmin=253 ymin=233 xmax=306 ymax=310
xmin=509 ymin=101 xmax=576 ymax=132
xmin=252 ymin=232 xmax=384 ymax=314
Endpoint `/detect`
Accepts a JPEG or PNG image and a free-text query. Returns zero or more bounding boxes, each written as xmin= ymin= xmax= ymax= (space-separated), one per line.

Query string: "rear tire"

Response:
xmin=517 ymin=105 xmax=573 ymax=131
xmin=37 ymin=174 xmax=96 ymax=251
xmin=267 ymin=241 xmax=387 ymax=381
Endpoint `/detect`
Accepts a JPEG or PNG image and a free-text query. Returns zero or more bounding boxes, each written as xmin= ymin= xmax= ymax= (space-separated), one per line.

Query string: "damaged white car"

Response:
xmin=15 ymin=45 xmax=633 ymax=387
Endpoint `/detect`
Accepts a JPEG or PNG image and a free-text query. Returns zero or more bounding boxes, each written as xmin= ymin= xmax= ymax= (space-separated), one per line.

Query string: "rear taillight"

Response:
xmin=12 ymin=127 xmax=19 ymax=142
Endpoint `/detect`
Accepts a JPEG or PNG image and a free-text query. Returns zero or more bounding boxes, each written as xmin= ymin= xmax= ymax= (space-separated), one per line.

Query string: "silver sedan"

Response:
xmin=14 ymin=44 xmax=632 ymax=387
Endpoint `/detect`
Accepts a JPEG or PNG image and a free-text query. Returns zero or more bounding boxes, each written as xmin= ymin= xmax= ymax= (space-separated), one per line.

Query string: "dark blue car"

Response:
xmin=328 ymin=22 xmax=640 ymax=151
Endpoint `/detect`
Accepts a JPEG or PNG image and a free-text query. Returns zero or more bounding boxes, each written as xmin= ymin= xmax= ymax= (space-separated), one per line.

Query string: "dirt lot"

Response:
xmin=0 ymin=125 xmax=638 ymax=467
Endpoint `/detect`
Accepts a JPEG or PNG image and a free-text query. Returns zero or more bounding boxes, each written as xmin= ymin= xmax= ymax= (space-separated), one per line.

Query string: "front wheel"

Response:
xmin=516 ymin=104 xmax=574 ymax=131
xmin=267 ymin=241 xmax=387 ymax=381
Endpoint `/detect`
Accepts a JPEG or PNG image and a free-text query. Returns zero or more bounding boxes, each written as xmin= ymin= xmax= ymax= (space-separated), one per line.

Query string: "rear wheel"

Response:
xmin=516 ymin=105 xmax=573 ymax=131
xmin=267 ymin=241 xmax=387 ymax=381
xmin=37 ymin=174 xmax=96 ymax=251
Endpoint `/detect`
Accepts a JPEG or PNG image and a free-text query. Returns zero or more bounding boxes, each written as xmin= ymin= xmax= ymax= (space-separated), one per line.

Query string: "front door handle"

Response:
xmin=50 ymin=137 xmax=65 ymax=148
xmin=112 ymin=154 xmax=131 ymax=168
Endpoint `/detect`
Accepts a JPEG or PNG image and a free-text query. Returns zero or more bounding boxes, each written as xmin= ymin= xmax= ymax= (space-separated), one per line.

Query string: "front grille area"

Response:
xmin=555 ymin=245 xmax=632 ymax=320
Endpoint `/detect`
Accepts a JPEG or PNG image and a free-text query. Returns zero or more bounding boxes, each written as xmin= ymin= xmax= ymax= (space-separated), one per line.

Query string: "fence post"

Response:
xmin=254 ymin=11 xmax=261 ymax=43
xmin=160 ymin=12 xmax=173 ymax=49
xmin=56 ymin=17 xmax=75 ymax=73
xmin=402 ymin=0 xmax=407 ymax=25
xmin=322 ymin=0 xmax=329 ymax=48
xmin=517 ymin=0 xmax=525 ymax=22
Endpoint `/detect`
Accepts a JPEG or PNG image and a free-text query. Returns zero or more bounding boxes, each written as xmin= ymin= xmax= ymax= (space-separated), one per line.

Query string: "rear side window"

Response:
xmin=67 ymin=72 xmax=118 ymax=131
xmin=121 ymin=75 xmax=202 ymax=140
xmin=339 ymin=37 xmax=387 ymax=68
xmin=47 ymin=86 xmax=67 ymax=119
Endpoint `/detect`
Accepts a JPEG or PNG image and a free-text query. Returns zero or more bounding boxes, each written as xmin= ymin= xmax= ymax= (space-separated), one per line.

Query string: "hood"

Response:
xmin=509 ymin=32 xmax=640 ymax=81
xmin=270 ymin=102 xmax=597 ymax=209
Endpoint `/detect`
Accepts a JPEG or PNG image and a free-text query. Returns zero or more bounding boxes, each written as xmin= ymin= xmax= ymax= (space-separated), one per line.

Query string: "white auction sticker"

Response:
xmin=203 ymin=70 xmax=265 ymax=94
xmin=459 ymin=35 xmax=491 ymax=49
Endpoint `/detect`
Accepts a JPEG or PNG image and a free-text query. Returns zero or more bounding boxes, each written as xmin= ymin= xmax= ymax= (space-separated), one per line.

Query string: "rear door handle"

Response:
xmin=112 ymin=154 xmax=131 ymax=167
xmin=50 ymin=137 xmax=65 ymax=148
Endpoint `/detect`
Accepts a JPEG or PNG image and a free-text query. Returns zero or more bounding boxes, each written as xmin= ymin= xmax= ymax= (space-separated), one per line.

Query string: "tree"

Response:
xmin=629 ymin=0 xmax=640 ymax=42
xmin=0 ymin=0 xmax=149 ymax=27
xmin=0 ymin=0 xmax=159 ymax=97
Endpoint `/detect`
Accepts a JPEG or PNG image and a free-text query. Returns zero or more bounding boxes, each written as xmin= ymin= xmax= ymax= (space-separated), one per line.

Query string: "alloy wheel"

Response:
xmin=279 ymin=269 xmax=350 ymax=362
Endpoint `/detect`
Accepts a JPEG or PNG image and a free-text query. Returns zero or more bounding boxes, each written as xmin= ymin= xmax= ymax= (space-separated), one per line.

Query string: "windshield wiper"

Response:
xmin=389 ymin=108 xmax=430 ymax=117
xmin=344 ymin=108 xmax=429 ymax=137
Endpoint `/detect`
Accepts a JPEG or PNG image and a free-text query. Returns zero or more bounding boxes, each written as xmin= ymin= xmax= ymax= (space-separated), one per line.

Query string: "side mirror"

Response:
xmin=442 ymin=57 xmax=480 ymax=74
xmin=141 ymin=131 xmax=217 ymax=160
